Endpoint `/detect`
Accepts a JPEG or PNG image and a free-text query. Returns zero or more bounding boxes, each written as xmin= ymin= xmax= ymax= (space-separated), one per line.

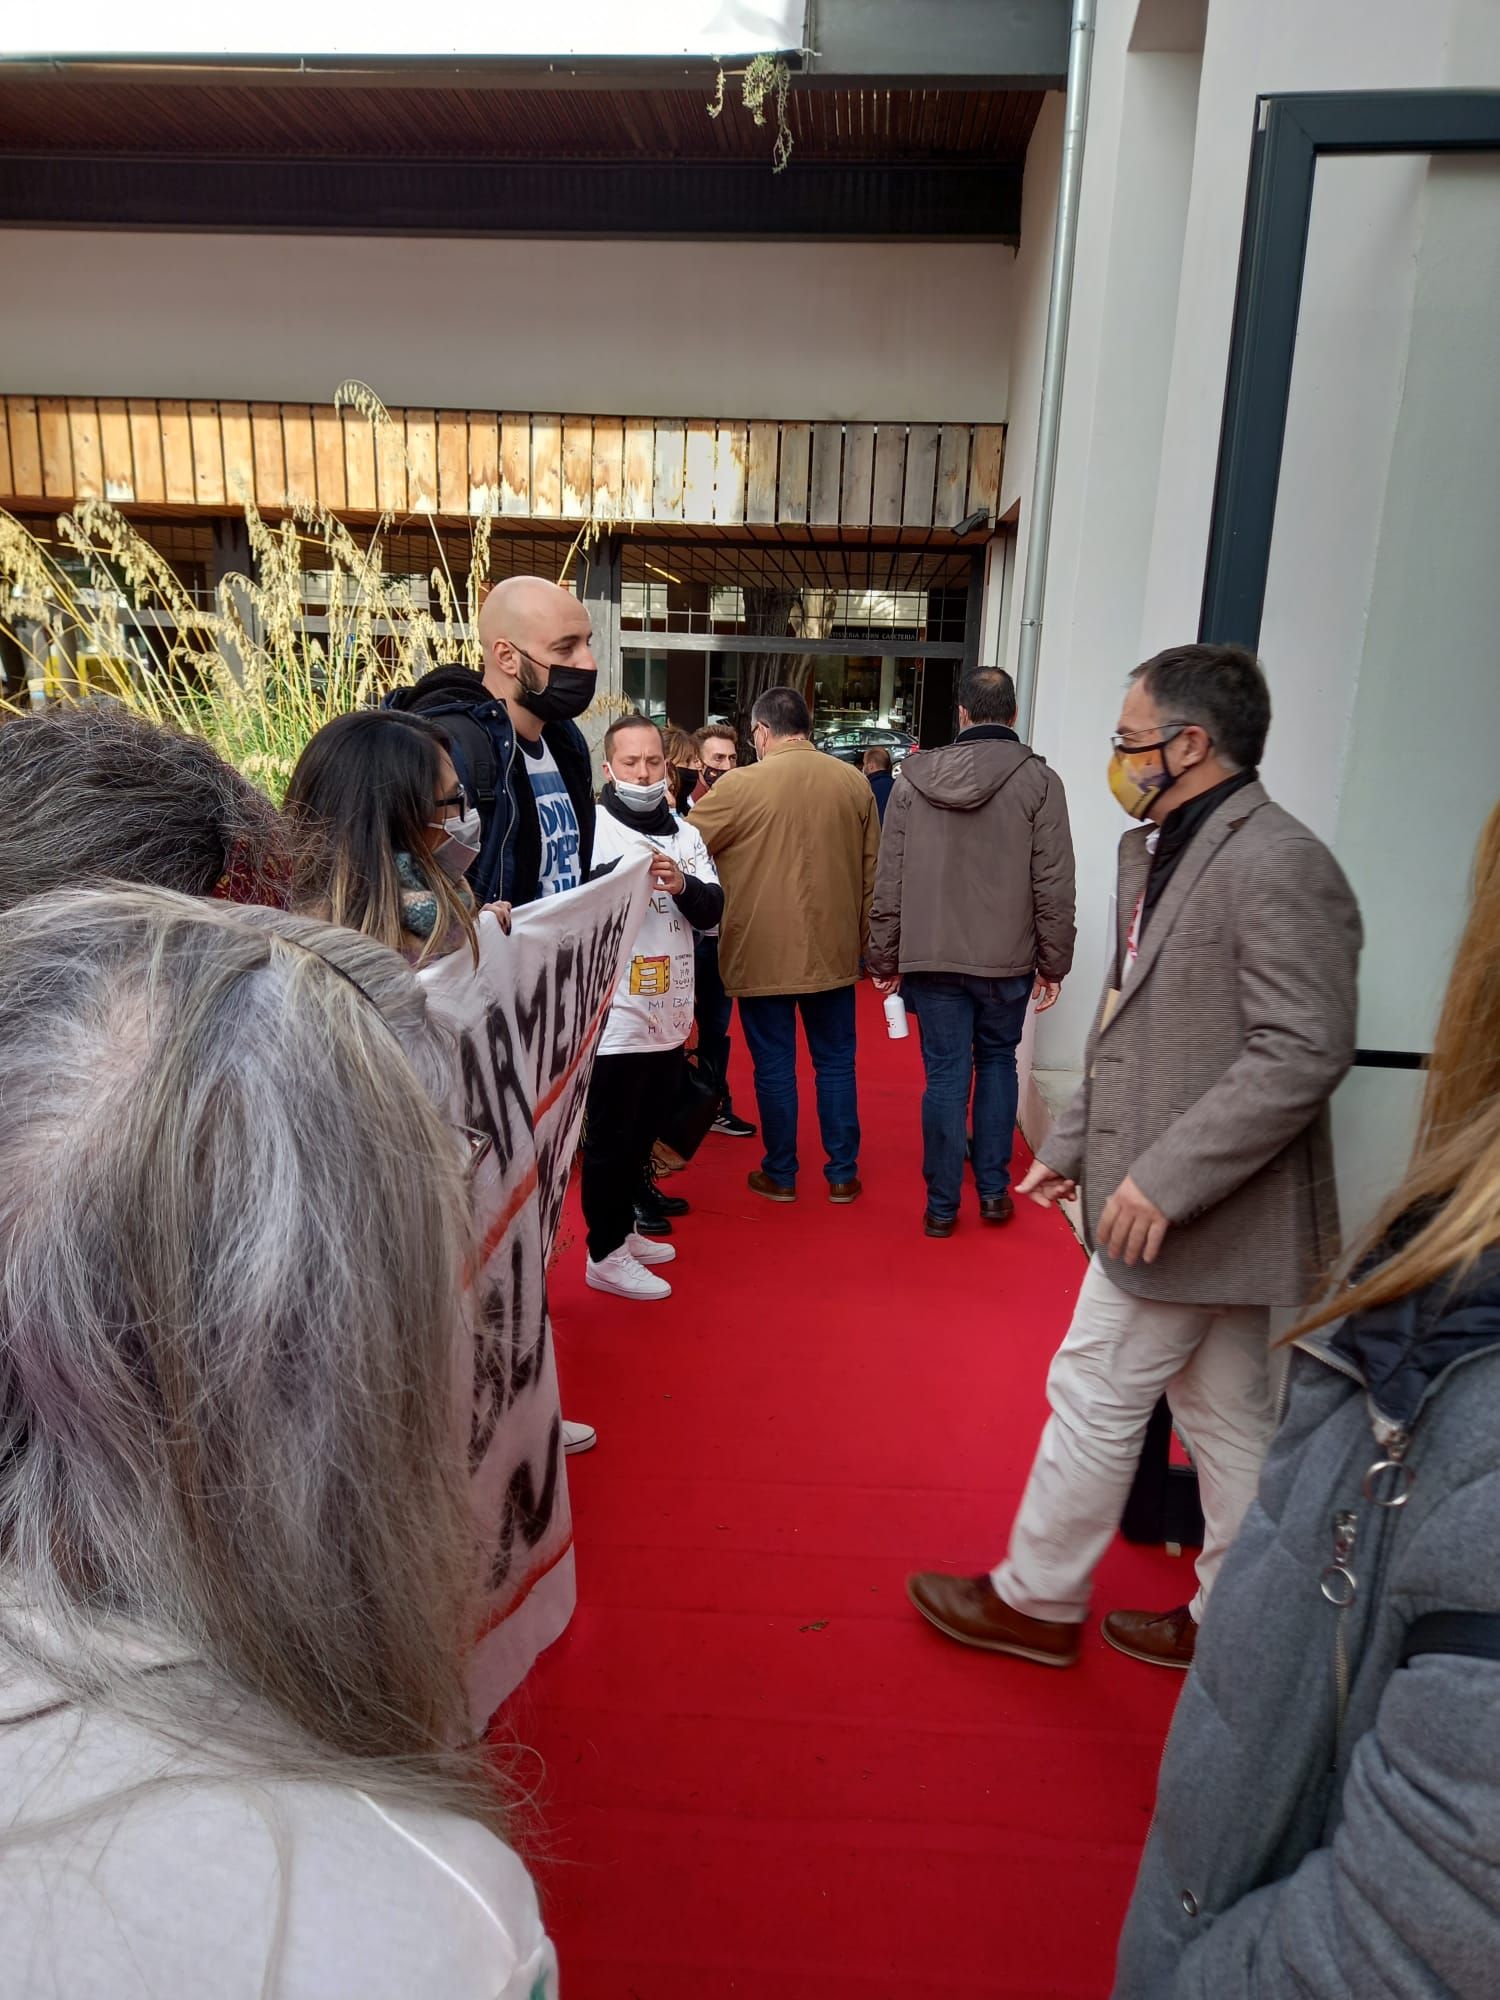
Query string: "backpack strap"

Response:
xmin=1400 ymin=1611 xmax=1500 ymax=1666
xmin=389 ymin=695 xmax=502 ymax=808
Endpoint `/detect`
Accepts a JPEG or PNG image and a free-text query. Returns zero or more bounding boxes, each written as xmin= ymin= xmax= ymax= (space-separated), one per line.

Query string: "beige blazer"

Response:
xmin=689 ymin=737 xmax=880 ymax=997
xmin=1041 ymin=781 xmax=1362 ymax=1307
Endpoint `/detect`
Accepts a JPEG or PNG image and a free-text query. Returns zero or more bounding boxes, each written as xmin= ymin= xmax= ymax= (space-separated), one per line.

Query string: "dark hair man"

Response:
xmin=692 ymin=723 xmax=740 ymax=795
xmin=582 ymin=714 xmax=723 ymax=1302
xmin=387 ymin=574 xmax=598 ymax=908
xmin=867 ymin=665 xmax=1075 ymax=1236
xmin=689 ymin=685 xmax=879 ymax=1204
xmin=679 ymin=720 xmax=756 ymax=1143
xmin=908 ymin=644 xmax=1362 ymax=1670
xmin=861 ymin=745 xmax=896 ymax=824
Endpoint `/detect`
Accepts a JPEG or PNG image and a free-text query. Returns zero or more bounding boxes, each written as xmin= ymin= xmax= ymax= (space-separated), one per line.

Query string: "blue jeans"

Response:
xmin=738 ymin=986 xmax=859 ymax=1186
xmin=905 ymin=973 xmax=1031 ymax=1219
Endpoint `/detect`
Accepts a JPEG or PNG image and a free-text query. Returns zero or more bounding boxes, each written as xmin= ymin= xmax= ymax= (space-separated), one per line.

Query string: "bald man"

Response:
xmin=388 ymin=574 xmax=599 ymax=907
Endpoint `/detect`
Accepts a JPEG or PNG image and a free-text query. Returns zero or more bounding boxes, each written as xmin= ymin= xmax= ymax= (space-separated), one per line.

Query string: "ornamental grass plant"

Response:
xmin=0 ymin=495 xmax=496 ymax=801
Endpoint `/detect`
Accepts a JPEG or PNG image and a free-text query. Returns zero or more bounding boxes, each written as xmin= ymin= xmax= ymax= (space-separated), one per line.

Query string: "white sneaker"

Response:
xmin=627 ymin=1231 xmax=677 ymax=1267
xmin=586 ymin=1246 xmax=672 ymax=1301
xmin=562 ymin=1419 xmax=597 ymax=1455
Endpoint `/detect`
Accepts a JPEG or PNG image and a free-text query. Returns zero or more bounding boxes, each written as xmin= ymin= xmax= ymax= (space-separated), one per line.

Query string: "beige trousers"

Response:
xmin=992 ymin=1255 xmax=1275 ymax=1624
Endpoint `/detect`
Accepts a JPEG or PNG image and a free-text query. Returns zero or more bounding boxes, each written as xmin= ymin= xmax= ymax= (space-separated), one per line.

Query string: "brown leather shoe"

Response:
xmin=979 ymin=1194 xmax=1015 ymax=1225
xmin=923 ymin=1212 xmax=956 ymax=1238
xmin=747 ymin=1170 xmax=796 ymax=1203
xmin=1101 ymin=1603 xmax=1197 ymax=1669
xmin=907 ymin=1572 xmax=1081 ymax=1667
xmin=828 ymin=1179 xmax=862 ymax=1204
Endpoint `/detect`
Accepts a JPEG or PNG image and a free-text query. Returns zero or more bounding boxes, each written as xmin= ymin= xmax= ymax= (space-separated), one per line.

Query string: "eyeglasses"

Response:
xmin=1110 ymin=722 xmax=1189 ymax=756
xmin=457 ymin=1123 xmax=495 ymax=1184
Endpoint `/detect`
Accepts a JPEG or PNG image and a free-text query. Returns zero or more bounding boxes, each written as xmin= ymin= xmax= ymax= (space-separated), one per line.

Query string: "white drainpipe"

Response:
xmin=1014 ymin=0 xmax=1097 ymax=743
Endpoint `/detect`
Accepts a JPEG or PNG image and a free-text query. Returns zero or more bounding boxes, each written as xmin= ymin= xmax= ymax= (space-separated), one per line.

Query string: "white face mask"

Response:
xmin=428 ymin=805 xmax=483 ymax=873
xmin=609 ymin=772 xmax=669 ymax=812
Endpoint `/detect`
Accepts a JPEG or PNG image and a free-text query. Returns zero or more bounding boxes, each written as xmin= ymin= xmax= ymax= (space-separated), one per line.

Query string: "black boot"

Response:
xmin=636 ymin=1158 xmax=689 ymax=1236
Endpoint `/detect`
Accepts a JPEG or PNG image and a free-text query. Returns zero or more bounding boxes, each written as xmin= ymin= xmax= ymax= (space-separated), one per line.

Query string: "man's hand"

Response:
xmin=483 ymin=900 xmax=513 ymax=935
xmin=1017 ymin=1158 xmax=1078 ymax=1208
xmin=649 ymin=852 xmax=686 ymax=896
xmin=871 ymin=974 xmax=900 ymax=996
xmin=1032 ymin=977 xmax=1062 ymax=1013
xmin=1097 ymin=1175 xmax=1170 ymax=1267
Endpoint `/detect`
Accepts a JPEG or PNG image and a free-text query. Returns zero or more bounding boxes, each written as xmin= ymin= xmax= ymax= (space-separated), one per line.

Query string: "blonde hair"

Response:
xmin=1300 ymin=798 xmax=1500 ymax=1332
xmin=0 ymin=888 xmax=506 ymax=1837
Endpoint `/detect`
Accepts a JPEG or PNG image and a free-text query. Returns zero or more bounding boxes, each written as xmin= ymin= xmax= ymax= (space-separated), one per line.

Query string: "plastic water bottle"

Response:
xmin=883 ymin=992 xmax=910 ymax=1040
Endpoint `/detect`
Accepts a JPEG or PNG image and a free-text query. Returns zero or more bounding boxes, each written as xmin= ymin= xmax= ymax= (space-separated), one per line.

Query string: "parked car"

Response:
xmin=815 ymin=725 xmax=917 ymax=767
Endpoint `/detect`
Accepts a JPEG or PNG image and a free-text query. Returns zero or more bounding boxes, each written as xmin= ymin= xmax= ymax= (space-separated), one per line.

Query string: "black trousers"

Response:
xmin=693 ymin=935 xmax=736 ymax=1115
xmin=581 ymin=1045 xmax=684 ymax=1262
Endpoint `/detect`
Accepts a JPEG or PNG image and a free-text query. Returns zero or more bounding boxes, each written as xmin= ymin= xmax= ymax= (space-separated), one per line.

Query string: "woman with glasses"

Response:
xmin=286 ymin=709 xmax=509 ymax=967
xmin=0 ymin=886 xmax=555 ymax=1997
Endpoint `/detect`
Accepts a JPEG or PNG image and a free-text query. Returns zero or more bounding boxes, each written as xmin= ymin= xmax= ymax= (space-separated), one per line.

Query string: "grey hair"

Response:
xmin=1129 ymin=643 xmax=1271 ymax=771
xmin=0 ymin=703 xmax=293 ymax=910
xmin=0 ymin=886 xmax=506 ymax=1838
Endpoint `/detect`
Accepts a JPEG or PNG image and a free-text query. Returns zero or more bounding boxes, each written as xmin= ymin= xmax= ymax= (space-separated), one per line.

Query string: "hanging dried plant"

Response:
xmin=707 ymin=53 xmax=794 ymax=172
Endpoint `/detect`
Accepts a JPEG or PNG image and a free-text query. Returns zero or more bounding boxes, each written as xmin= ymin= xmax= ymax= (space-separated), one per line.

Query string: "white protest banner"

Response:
xmin=420 ymin=854 xmax=650 ymax=1725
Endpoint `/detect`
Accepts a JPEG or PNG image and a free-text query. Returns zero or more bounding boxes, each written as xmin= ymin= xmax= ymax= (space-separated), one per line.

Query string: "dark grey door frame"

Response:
xmin=1199 ymin=89 xmax=1500 ymax=650
xmin=1127 ymin=91 xmax=1500 ymax=1555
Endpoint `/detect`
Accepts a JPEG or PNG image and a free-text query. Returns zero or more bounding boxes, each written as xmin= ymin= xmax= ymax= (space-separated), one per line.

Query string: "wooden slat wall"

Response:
xmin=0 ymin=397 xmax=1006 ymax=533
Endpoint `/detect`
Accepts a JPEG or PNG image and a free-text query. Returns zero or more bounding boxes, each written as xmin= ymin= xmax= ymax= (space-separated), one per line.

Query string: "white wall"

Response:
xmin=1138 ymin=0 xmax=1500 ymax=650
xmin=1011 ymin=0 xmax=1500 ymax=1140
xmin=1014 ymin=6 xmax=1206 ymax=1083
xmin=0 ymin=231 xmax=1015 ymax=420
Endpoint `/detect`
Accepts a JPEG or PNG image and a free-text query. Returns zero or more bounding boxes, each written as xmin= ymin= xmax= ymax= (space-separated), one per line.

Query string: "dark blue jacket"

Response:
xmin=867 ymin=769 xmax=895 ymax=823
xmin=387 ymin=667 xmax=596 ymax=906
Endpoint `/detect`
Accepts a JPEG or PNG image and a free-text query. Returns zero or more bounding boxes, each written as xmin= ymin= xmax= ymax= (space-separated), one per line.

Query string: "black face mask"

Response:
xmin=675 ymin=773 xmax=697 ymax=808
xmin=516 ymin=661 xmax=596 ymax=724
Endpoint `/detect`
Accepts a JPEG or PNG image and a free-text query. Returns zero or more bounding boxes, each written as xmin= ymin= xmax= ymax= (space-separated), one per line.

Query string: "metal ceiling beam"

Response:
xmin=0 ymin=152 xmax=1023 ymax=240
xmin=620 ymin=631 xmax=966 ymax=658
xmin=804 ymin=0 xmax=1069 ymax=88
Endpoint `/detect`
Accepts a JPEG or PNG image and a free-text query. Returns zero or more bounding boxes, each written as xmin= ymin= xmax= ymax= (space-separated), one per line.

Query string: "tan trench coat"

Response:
xmin=688 ymin=737 xmax=880 ymax=997
xmin=1041 ymin=782 xmax=1362 ymax=1308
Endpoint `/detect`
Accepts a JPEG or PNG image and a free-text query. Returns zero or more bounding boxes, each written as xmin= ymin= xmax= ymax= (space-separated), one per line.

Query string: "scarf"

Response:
xmin=1139 ymin=768 xmax=1258 ymax=939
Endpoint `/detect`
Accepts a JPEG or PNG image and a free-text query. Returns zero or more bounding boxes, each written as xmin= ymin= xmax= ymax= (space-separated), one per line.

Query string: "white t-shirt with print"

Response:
xmin=593 ymin=806 xmax=718 ymax=1056
xmin=520 ymin=738 xmax=582 ymax=898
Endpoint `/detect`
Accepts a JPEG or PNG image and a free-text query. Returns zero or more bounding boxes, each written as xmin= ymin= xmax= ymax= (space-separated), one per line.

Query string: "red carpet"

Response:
xmin=498 ymin=984 xmax=1185 ymax=1998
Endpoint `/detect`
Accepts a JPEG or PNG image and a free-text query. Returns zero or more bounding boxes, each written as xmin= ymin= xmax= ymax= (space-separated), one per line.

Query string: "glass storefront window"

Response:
xmin=622 ymin=654 xmax=668 ymax=721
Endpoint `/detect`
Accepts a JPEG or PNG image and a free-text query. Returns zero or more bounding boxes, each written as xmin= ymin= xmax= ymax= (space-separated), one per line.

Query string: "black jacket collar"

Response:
xmin=956 ymin=724 xmax=1020 ymax=746
xmin=1325 ymin=1245 xmax=1500 ymax=1430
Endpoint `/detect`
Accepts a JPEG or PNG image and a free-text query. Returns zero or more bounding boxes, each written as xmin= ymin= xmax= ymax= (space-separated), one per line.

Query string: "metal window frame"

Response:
xmin=1198 ymin=89 xmax=1500 ymax=1075
xmin=1200 ymin=89 xmax=1500 ymax=648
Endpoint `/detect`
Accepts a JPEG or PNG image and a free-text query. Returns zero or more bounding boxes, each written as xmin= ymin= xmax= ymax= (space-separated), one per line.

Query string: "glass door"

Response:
xmin=1201 ymin=93 xmax=1500 ymax=1233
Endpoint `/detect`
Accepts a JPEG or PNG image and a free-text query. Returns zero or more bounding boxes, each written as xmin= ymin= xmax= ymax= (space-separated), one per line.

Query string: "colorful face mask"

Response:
xmin=1106 ymin=731 xmax=1184 ymax=821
